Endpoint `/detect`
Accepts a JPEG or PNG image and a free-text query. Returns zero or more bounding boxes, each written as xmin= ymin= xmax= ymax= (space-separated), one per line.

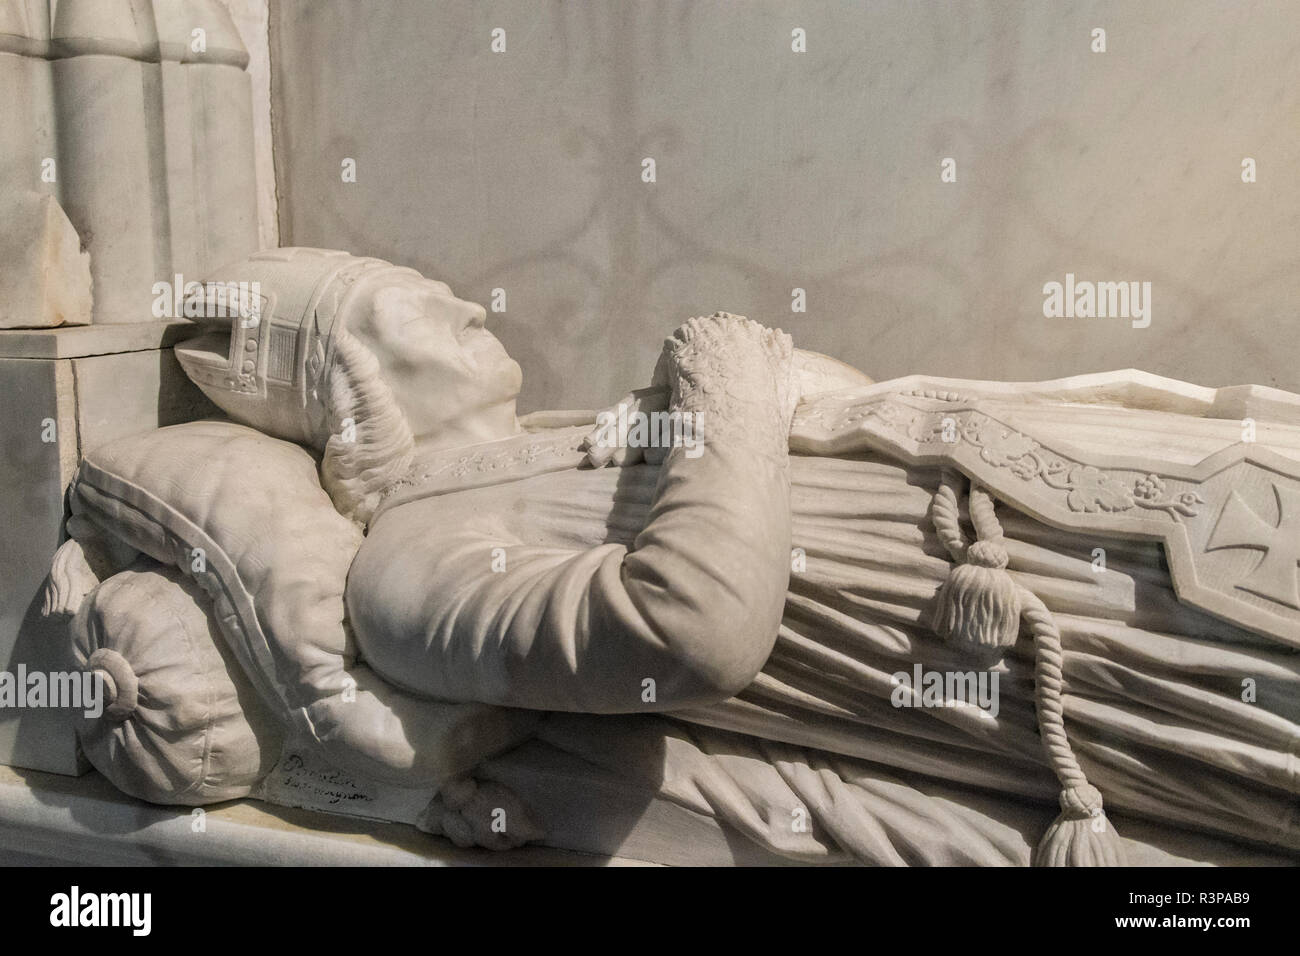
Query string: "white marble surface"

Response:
xmin=4 ymin=1 xmax=265 ymax=324
xmin=0 ymin=322 xmax=215 ymax=775
xmin=270 ymin=0 xmax=1300 ymax=412
xmin=219 ymin=0 xmax=277 ymax=250
xmin=0 ymin=766 xmax=638 ymax=866
xmin=0 ymin=191 xmax=90 ymax=328
xmin=0 ymin=319 xmax=195 ymax=358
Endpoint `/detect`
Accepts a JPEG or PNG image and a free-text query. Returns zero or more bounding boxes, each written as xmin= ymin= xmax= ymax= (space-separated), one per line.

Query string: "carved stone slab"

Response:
xmin=794 ymin=383 xmax=1300 ymax=647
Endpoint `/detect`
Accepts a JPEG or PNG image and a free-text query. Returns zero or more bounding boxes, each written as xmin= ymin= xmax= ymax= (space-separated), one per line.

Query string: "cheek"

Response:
xmin=385 ymin=329 xmax=472 ymax=377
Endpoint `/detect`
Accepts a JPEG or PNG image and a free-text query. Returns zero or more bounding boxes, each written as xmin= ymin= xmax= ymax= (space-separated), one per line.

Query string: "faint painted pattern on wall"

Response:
xmin=271 ymin=0 xmax=1300 ymax=412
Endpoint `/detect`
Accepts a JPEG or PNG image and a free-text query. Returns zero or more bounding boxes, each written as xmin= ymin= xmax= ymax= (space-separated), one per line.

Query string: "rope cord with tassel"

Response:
xmin=929 ymin=469 xmax=1127 ymax=866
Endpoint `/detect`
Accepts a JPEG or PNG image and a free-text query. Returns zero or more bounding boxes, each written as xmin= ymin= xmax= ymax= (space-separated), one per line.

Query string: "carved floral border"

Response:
xmin=814 ymin=395 xmax=1206 ymax=523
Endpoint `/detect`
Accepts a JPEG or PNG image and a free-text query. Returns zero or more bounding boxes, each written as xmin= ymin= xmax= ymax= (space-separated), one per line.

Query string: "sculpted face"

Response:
xmin=347 ymin=273 xmax=523 ymax=449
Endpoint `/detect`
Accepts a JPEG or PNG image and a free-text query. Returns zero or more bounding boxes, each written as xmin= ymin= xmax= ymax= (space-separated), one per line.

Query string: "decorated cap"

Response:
xmin=175 ymin=247 xmax=422 ymax=448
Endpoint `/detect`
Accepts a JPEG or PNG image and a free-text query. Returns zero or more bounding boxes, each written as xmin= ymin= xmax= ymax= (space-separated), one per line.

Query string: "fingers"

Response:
xmin=608 ymin=445 xmax=643 ymax=468
xmin=767 ymin=326 xmax=794 ymax=359
xmin=636 ymin=385 xmax=671 ymax=412
xmin=587 ymin=312 xmax=797 ymax=468
xmin=643 ymin=441 xmax=670 ymax=466
xmin=651 ymin=346 xmax=674 ymax=389
xmin=581 ymin=421 xmax=623 ymax=468
xmin=580 ymin=393 xmax=632 ymax=466
xmin=639 ymin=387 xmax=673 ymax=465
xmin=581 ymin=387 xmax=670 ymax=468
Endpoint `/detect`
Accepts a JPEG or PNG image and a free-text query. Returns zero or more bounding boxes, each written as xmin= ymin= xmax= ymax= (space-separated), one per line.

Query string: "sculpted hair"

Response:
xmin=319 ymin=327 xmax=415 ymax=526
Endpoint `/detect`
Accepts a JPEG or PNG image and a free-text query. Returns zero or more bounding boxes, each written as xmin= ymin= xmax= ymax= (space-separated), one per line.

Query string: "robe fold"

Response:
xmin=350 ymin=376 xmax=1300 ymax=863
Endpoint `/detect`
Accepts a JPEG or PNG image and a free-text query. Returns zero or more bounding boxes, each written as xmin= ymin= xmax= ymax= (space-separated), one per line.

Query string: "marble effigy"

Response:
xmin=40 ymin=247 xmax=1300 ymax=866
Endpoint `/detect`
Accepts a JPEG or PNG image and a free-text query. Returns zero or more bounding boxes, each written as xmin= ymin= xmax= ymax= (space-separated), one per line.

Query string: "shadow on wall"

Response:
xmin=269 ymin=0 xmax=1300 ymax=411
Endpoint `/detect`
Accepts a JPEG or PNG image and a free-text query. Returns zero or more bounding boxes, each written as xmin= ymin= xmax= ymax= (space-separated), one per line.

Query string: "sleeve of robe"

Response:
xmin=349 ymin=435 xmax=794 ymax=714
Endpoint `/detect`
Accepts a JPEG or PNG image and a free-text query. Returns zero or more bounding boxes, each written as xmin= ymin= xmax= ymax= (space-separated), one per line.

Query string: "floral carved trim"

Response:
xmin=379 ymin=429 xmax=587 ymax=503
xmin=812 ymin=396 xmax=1206 ymax=523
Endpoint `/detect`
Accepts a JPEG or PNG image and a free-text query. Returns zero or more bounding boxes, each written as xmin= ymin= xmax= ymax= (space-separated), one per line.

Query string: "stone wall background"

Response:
xmin=220 ymin=0 xmax=278 ymax=251
xmin=267 ymin=0 xmax=1300 ymax=412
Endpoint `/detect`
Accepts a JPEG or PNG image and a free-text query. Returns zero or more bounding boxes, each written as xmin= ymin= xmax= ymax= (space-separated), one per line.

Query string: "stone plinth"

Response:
xmin=0 ymin=766 xmax=635 ymax=866
xmin=0 ymin=321 xmax=215 ymax=774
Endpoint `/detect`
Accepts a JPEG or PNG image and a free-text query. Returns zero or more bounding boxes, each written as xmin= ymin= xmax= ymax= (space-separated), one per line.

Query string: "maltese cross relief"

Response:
xmin=1207 ymin=482 xmax=1300 ymax=610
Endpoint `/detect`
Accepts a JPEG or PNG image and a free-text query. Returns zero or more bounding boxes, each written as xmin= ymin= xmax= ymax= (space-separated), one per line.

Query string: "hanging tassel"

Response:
xmin=1034 ymin=784 xmax=1126 ymax=867
xmin=929 ymin=471 xmax=1125 ymax=866
xmin=1022 ymin=591 xmax=1127 ymax=866
xmin=932 ymin=538 xmax=1022 ymax=651
xmin=929 ymin=475 xmax=1021 ymax=653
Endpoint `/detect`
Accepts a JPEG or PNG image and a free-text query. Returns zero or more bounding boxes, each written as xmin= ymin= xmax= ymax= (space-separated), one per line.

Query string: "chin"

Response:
xmin=459 ymin=360 xmax=523 ymax=435
xmin=469 ymin=333 xmax=523 ymax=399
xmin=478 ymin=354 xmax=523 ymax=407
xmin=501 ymin=357 xmax=524 ymax=400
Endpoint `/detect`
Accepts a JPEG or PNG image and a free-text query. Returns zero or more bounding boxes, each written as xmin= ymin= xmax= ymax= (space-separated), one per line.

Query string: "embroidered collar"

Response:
xmin=371 ymin=424 xmax=592 ymax=523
